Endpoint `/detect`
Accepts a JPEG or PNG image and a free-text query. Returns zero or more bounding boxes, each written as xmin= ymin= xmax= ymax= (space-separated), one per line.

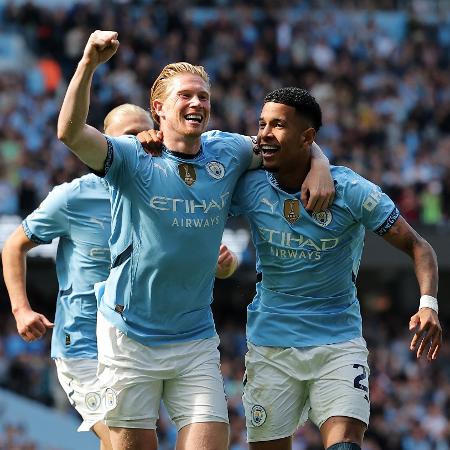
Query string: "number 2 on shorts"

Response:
xmin=353 ymin=364 xmax=369 ymax=403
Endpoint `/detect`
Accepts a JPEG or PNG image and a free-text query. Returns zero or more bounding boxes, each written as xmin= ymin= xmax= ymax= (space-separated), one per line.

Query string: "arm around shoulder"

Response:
xmin=302 ymin=141 xmax=335 ymax=212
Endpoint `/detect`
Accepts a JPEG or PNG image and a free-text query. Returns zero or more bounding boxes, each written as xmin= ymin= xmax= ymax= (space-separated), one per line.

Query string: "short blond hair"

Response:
xmin=150 ymin=62 xmax=210 ymax=124
xmin=103 ymin=104 xmax=151 ymax=132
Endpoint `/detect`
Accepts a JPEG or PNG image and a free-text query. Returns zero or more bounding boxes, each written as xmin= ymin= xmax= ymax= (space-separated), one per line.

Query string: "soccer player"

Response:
xmin=1 ymin=104 xmax=154 ymax=450
xmin=2 ymin=102 xmax=239 ymax=450
xmin=229 ymin=87 xmax=442 ymax=450
xmin=56 ymin=31 xmax=334 ymax=450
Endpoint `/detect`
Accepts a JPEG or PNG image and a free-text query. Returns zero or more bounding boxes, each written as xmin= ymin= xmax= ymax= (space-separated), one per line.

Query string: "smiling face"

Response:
xmin=257 ymin=101 xmax=315 ymax=174
xmin=153 ymin=73 xmax=211 ymax=140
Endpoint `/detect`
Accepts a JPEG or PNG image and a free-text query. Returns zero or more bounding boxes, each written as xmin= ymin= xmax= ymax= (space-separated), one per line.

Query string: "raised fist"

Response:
xmin=82 ymin=30 xmax=120 ymax=67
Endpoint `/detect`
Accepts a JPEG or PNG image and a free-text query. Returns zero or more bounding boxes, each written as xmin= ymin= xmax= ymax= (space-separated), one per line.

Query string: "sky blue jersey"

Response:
xmin=230 ymin=166 xmax=400 ymax=348
xmin=96 ymin=131 xmax=253 ymax=346
xmin=22 ymin=174 xmax=111 ymax=359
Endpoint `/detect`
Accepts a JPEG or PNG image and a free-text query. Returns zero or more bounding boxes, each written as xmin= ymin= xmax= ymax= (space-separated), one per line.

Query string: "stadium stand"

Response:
xmin=0 ymin=1 xmax=449 ymax=449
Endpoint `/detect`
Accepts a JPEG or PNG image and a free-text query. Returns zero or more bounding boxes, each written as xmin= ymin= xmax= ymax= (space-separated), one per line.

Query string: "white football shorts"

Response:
xmin=243 ymin=337 xmax=370 ymax=442
xmin=54 ymin=357 xmax=105 ymax=432
xmin=96 ymin=311 xmax=229 ymax=430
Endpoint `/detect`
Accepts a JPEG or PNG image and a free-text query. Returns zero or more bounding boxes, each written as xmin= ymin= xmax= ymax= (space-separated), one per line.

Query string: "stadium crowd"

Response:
xmin=0 ymin=0 xmax=449 ymax=224
xmin=0 ymin=0 xmax=450 ymax=449
xmin=1 ymin=289 xmax=450 ymax=450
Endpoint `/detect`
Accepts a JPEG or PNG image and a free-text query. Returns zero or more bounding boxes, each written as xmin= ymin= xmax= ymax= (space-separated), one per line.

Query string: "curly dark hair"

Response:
xmin=264 ymin=87 xmax=322 ymax=132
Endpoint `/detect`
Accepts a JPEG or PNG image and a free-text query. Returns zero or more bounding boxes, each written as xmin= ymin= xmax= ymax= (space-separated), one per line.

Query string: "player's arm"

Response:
xmin=2 ymin=226 xmax=54 ymax=342
xmin=136 ymin=129 xmax=164 ymax=156
xmin=382 ymin=216 xmax=441 ymax=360
xmin=57 ymin=30 xmax=120 ymax=171
xmin=301 ymin=142 xmax=335 ymax=212
xmin=215 ymin=244 xmax=239 ymax=279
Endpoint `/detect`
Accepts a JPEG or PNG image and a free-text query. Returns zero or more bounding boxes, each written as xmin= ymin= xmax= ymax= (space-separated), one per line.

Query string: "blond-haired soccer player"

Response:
xmin=3 ymin=101 xmax=238 ymax=449
xmin=56 ymin=31 xmax=334 ymax=450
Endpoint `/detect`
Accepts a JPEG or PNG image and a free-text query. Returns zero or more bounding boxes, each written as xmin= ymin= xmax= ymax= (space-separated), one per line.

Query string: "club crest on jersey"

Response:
xmin=251 ymin=405 xmax=267 ymax=427
xmin=283 ymin=199 xmax=300 ymax=223
xmin=206 ymin=161 xmax=225 ymax=180
xmin=85 ymin=392 xmax=101 ymax=411
xmin=178 ymin=163 xmax=196 ymax=186
xmin=312 ymin=209 xmax=333 ymax=227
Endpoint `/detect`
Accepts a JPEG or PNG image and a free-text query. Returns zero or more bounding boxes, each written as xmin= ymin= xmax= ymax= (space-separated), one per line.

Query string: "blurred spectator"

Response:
xmin=420 ymin=181 xmax=443 ymax=225
xmin=0 ymin=1 xmax=448 ymax=222
xmin=0 ymin=1 xmax=450 ymax=449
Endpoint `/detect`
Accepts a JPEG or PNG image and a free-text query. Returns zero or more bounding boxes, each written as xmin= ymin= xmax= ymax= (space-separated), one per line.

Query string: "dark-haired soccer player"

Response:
xmin=230 ymin=87 xmax=442 ymax=450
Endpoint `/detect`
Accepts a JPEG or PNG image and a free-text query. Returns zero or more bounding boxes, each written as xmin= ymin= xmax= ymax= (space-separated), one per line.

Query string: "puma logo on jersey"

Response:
xmin=154 ymin=163 xmax=168 ymax=176
xmin=260 ymin=198 xmax=278 ymax=214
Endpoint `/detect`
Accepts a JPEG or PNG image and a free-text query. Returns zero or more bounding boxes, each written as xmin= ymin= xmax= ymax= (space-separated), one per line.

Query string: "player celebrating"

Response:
xmin=229 ymin=87 xmax=442 ymax=450
xmin=2 ymin=101 xmax=239 ymax=450
xmin=56 ymin=31 xmax=333 ymax=450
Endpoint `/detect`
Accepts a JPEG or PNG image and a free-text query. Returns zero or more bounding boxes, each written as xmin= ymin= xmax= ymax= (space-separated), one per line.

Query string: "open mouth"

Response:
xmin=260 ymin=144 xmax=280 ymax=156
xmin=184 ymin=114 xmax=203 ymax=124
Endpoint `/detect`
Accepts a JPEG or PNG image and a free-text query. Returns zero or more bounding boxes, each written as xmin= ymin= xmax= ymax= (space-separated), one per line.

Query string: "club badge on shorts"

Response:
xmin=103 ymin=388 xmax=118 ymax=411
xmin=206 ymin=161 xmax=225 ymax=180
xmin=251 ymin=405 xmax=267 ymax=427
xmin=312 ymin=209 xmax=333 ymax=227
xmin=284 ymin=199 xmax=300 ymax=223
xmin=178 ymin=163 xmax=196 ymax=186
xmin=85 ymin=392 xmax=101 ymax=411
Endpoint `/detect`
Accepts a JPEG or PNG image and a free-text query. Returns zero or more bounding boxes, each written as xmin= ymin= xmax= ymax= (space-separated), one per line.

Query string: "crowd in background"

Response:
xmin=0 ymin=423 xmax=40 ymax=450
xmin=1 ymin=287 xmax=450 ymax=450
xmin=0 ymin=0 xmax=450 ymax=223
xmin=1 ymin=0 xmax=450 ymax=449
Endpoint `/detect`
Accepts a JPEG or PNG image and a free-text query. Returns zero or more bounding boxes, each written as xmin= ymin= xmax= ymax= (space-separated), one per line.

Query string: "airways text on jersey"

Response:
xmin=258 ymin=226 xmax=340 ymax=261
xmin=149 ymin=192 xmax=230 ymax=228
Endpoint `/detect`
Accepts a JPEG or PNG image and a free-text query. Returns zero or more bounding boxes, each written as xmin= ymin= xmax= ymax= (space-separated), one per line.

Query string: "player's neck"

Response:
xmin=162 ymin=132 xmax=202 ymax=156
xmin=277 ymin=158 xmax=311 ymax=194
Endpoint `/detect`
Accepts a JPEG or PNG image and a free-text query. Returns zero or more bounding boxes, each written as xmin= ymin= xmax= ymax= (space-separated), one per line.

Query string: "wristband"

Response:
xmin=419 ymin=295 xmax=438 ymax=314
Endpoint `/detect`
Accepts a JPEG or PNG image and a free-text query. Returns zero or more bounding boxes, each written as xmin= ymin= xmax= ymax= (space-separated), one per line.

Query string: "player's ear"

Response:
xmin=153 ymin=99 xmax=164 ymax=119
xmin=301 ymin=127 xmax=316 ymax=147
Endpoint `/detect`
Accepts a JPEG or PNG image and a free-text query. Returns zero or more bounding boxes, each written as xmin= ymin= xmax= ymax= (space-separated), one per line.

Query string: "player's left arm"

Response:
xmin=215 ymin=244 xmax=239 ymax=279
xmin=301 ymin=142 xmax=335 ymax=212
xmin=382 ymin=216 xmax=441 ymax=361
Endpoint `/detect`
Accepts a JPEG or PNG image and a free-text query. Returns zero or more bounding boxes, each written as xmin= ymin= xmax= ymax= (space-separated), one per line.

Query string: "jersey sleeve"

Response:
xmin=102 ymin=135 xmax=144 ymax=186
xmin=230 ymin=172 xmax=258 ymax=217
xmin=235 ymin=134 xmax=256 ymax=170
xmin=204 ymin=130 xmax=254 ymax=171
xmin=22 ymin=184 xmax=70 ymax=244
xmin=340 ymin=171 xmax=399 ymax=235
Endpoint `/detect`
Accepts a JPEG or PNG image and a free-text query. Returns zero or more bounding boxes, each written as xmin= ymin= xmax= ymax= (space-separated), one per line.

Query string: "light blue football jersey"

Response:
xmin=230 ymin=166 xmax=400 ymax=348
xmin=96 ymin=130 xmax=253 ymax=346
xmin=22 ymin=174 xmax=111 ymax=359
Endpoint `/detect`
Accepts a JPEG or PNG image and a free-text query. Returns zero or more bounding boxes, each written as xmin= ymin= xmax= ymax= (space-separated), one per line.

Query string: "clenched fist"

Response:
xmin=82 ymin=30 xmax=120 ymax=67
